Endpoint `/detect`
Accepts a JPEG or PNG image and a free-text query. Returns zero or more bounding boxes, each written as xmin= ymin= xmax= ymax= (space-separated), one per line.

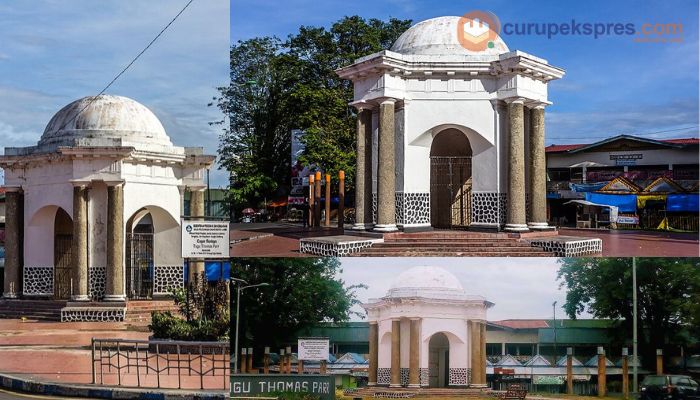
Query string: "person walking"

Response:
xmin=302 ymin=197 xmax=310 ymax=228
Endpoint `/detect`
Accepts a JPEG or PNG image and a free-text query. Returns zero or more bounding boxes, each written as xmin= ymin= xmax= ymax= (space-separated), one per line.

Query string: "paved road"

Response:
xmin=231 ymin=222 xmax=700 ymax=257
xmin=0 ymin=388 xmax=97 ymax=400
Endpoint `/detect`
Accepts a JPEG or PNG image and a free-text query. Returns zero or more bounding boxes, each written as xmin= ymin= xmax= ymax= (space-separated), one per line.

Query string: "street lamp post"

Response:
xmin=233 ymin=277 xmax=269 ymax=374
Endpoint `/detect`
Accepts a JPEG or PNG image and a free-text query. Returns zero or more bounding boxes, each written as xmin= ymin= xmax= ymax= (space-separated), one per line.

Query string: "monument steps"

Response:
xmin=351 ymin=231 xmax=555 ymax=257
xmin=350 ymin=386 xmax=489 ymax=398
xmin=0 ymin=299 xmax=179 ymax=323
xmin=352 ymin=251 xmax=553 ymax=257
xmin=375 ymin=240 xmax=535 ymax=247
xmin=124 ymin=300 xmax=180 ymax=324
xmin=0 ymin=299 xmax=66 ymax=321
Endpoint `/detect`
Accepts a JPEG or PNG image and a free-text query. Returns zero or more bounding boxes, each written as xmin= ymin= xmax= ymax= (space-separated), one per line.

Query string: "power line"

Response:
xmin=547 ymin=125 xmax=698 ymax=141
xmin=54 ymin=0 xmax=195 ymax=133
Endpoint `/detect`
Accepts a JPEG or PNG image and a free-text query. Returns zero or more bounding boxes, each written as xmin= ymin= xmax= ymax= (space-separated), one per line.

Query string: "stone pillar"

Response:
xmin=408 ymin=318 xmax=420 ymax=388
xmin=528 ymin=104 xmax=549 ymax=229
xmin=241 ymin=348 xmax=248 ymax=373
xmin=353 ymin=107 xmax=374 ymax=230
xmin=189 ymin=189 xmax=206 ymax=283
xmin=375 ymin=99 xmax=398 ymax=232
xmin=263 ymin=347 xmax=270 ymax=374
xmin=368 ymin=322 xmax=379 ymax=386
xmin=480 ymin=321 xmax=487 ymax=384
xmin=656 ymin=349 xmax=663 ymax=375
xmin=324 ymin=174 xmax=331 ymax=226
xmin=3 ymin=189 xmax=22 ymax=298
xmin=105 ymin=183 xmax=125 ymax=301
xmin=390 ymin=318 xmax=401 ymax=387
xmin=505 ymin=98 xmax=528 ymax=232
xmin=247 ymin=347 xmax=254 ymax=372
xmin=314 ymin=171 xmax=322 ymax=227
xmin=278 ymin=348 xmax=284 ymax=374
xmin=338 ymin=171 xmax=345 ymax=230
xmin=470 ymin=321 xmax=485 ymax=387
xmin=72 ymin=184 xmax=89 ymax=301
xmin=597 ymin=347 xmax=606 ymax=397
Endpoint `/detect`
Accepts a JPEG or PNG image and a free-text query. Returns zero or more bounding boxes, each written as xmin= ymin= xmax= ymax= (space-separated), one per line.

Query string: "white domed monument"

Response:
xmin=362 ymin=266 xmax=493 ymax=388
xmin=337 ymin=15 xmax=565 ymax=233
xmin=0 ymin=95 xmax=215 ymax=321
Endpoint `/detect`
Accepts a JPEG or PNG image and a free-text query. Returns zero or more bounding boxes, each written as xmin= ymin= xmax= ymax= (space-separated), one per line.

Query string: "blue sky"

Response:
xmin=231 ymin=0 xmax=699 ymax=145
xmin=0 ymin=0 xmax=230 ymax=186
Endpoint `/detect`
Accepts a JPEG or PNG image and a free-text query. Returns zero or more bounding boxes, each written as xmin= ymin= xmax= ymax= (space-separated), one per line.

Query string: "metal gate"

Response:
xmin=126 ymin=233 xmax=154 ymax=299
xmin=54 ymin=234 xmax=73 ymax=300
xmin=430 ymin=156 xmax=472 ymax=229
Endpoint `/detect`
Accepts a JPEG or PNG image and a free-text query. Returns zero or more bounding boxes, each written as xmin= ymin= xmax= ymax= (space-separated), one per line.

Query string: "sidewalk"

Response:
xmin=231 ymin=222 xmax=700 ymax=257
xmin=0 ymin=319 xmax=228 ymax=394
xmin=231 ymin=222 xmax=343 ymax=257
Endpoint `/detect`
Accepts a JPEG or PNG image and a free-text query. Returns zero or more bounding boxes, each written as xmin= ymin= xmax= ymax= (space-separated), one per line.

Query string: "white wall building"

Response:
xmin=0 ymin=95 xmax=214 ymax=321
xmin=362 ymin=266 xmax=493 ymax=388
xmin=337 ymin=16 xmax=564 ymax=232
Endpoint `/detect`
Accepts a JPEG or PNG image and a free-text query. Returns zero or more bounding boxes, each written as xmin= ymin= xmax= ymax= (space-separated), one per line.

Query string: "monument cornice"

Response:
xmin=337 ymin=49 xmax=565 ymax=83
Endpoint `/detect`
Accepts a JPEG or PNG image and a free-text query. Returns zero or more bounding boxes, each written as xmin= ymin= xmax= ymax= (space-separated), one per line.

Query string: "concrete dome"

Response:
xmin=39 ymin=95 xmax=173 ymax=148
xmin=387 ymin=266 xmax=467 ymax=300
xmin=391 ymin=16 xmax=509 ymax=56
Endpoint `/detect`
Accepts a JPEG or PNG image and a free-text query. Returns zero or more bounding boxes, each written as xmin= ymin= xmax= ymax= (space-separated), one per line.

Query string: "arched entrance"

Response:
xmin=126 ymin=209 xmax=154 ymax=299
xmin=53 ymin=208 xmax=73 ymax=299
xmin=428 ymin=332 xmax=450 ymax=388
xmin=430 ymin=129 xmax=472 ymax=229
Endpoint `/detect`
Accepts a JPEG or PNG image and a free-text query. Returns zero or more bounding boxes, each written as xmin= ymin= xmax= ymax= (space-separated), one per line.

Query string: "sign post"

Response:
xmin=181 ymin=220 xmax=230 ymax=258
xmin=298 ymin=338 xmax=330 ymax=362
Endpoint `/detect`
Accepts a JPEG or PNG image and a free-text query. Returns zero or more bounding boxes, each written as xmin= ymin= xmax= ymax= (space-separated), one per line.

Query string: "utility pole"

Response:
xmin=632 ymin=257 xmax=638 ymax=396
xmin=553 ymin=301 xmax=558 ymax=364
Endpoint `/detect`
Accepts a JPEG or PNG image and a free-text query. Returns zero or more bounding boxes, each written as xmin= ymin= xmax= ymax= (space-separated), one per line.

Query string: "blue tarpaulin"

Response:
xmin=569 ymin=182 xmax=608 ymax=192
xmin=667 ymin=194 xmax=700 ymax=212
xmin=585 ymin=192 xmax=638 ymax=212
xmin=184 ymin=260 xmax=231 ymax=283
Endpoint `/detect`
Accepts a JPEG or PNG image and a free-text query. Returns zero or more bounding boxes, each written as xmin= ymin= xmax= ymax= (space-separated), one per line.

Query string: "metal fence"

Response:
xmin=91 ymin=338 xmax=230 ymax=390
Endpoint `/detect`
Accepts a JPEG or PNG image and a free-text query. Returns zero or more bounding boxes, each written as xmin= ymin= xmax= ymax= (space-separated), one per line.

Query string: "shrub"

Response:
xmin=150 ymin=310 xmax=229 ymax=341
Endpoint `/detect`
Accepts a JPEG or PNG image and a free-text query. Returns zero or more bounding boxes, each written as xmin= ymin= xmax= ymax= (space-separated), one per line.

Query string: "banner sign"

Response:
xmin=533 ymin=375 xmax=590 ymax=384
xmin=298 ymin=338 xmax=330 ymax=361
xmin=533 ymin=375 xmax=565 ymax=385
xmin=610 ymin=154 xmax=643 ymax=161
xmin=617 ymin=215 xmax=639 ymax=224
xmin=231 ymin=374 xmax=335 ymax=400
xmin=181 ymin=220 xmax=229 ymax=258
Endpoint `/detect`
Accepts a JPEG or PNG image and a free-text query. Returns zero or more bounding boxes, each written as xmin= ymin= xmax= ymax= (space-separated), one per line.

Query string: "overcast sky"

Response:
xmin=0 ymin=0 xmax=230 ymax=186
xmin=337 ymin=257 xmax=593 ymax=322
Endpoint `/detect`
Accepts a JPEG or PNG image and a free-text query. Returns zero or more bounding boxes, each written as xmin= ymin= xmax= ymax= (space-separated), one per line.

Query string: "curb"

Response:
xmin=0 ymin=372 xmax=228 ymax=399
xmin=231 ymin=233 xmax=274 ymax=244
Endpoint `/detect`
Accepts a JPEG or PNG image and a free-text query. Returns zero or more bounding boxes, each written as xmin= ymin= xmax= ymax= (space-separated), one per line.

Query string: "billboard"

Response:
xmin=181 ymin=220 xmax=229 ymax=258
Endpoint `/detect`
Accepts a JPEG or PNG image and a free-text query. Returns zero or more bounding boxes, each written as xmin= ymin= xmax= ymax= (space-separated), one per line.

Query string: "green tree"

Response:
xmin=233 ymin=257 xmax=366 ymax=352
xmin=216 ymin=17 xmax=411 ymax=213
xmin=557 ymin=257 xmax=700 ymax=368
xmin=218 ymin=37 xmax=293 ymax=210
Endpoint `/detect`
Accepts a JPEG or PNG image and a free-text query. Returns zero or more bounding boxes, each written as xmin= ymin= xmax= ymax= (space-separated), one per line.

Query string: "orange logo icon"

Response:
xmin=457 ymin=11 xmax=501 ymax=51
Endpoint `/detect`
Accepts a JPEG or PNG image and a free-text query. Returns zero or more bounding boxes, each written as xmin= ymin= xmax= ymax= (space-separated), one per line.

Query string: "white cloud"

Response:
xmin=0 ymin=0 xmax=229 ymax=186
